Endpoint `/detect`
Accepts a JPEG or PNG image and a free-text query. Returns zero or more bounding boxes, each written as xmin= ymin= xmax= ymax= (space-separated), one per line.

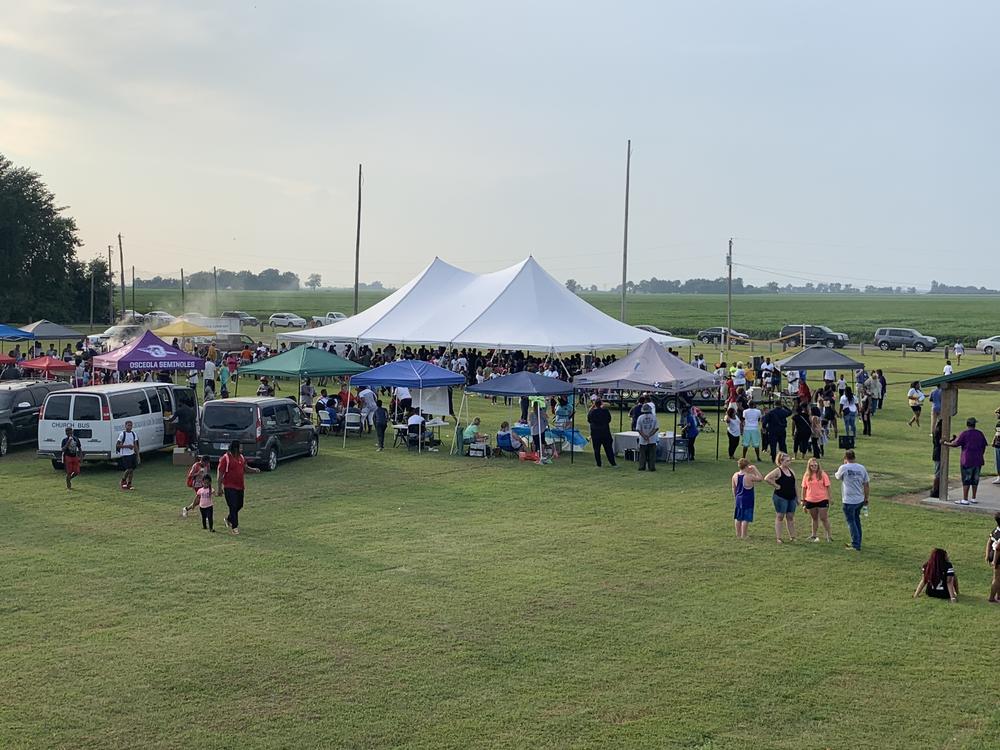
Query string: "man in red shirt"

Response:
xmin=216 ymin=441 xmax=260 ymax=535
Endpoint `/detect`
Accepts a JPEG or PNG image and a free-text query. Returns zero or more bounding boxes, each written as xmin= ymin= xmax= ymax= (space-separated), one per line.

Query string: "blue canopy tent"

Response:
xmin=349 ymin=360 xmax=465 ymax=452
xmin=0 ymin=324 xmax=35 ymax=341
xmin=465 ymin=371 xmax=583 ymax=463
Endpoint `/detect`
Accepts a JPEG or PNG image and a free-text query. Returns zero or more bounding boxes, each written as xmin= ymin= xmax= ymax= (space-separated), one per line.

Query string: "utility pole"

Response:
xmin=213 ymin=266 xmax=219 ymax=315
xmin=353 ymin=163 xmax=362 ymax=316
xmin=131 ymin=265 xmax=135 ymax=315
xmin=620 ymin=139 xmax=631 ymax=322
xmin=118 ymin=233 xmax=126 ymax=318
xmin=107 ymin=246 xmax=114 ymax=322
xmin=89 ymin=268 xmax=95 ymax=328
xmin=726 ymin=238 xmax=733 ymax=351
xmin=181 ymin=268 xmax=186 ymax=311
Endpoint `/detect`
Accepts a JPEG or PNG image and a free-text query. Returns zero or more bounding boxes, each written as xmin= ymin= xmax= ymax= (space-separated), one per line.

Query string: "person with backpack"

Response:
xmin=116 ymin=420 xmax=140 ymax=491
xmin=182 ymin=455 xmax=212 ymax=518
xmin=61 ymin=426 xmax=83 ymax=490
xmin=986 ymin=513 xmax=1000 ymax=604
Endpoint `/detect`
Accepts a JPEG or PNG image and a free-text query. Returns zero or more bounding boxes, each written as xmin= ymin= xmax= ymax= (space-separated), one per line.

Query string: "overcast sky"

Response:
xmin=2 ymin=1 xmax=996 ymax=290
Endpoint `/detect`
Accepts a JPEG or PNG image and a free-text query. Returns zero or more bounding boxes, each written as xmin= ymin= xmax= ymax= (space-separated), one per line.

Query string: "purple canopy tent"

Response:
xmin=92 ymin=330 xmax=205 ymax=371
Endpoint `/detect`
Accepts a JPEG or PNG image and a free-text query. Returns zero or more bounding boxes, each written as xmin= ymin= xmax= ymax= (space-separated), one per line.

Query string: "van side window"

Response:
xmin=146 ymin=389 xmax=162 ymax=413
xmin=44 ymin=394 xmax=71 ymax=420
xmin=261 ymin=405 xmax=277 ymax=427
xmin=155 ymin=387 xmax=173 ymax=413
xmin=275 ymin=405 xmax=292 ymax=426
xmin=110 ymin=391 xmax=151 ymax=418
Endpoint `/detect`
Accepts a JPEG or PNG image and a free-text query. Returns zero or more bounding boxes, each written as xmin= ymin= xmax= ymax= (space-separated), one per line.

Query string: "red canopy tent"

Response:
xmin=19 ymin=355 xmax=75 ymax=379
xmin=0 ymin=354 xmax=14 ymax=365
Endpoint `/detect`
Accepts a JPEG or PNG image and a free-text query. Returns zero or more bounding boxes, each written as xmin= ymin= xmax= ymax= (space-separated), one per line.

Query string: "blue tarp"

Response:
xmin=0 ymin=324 xmax=34 ymax=340
xmin=349 ymin=359 xmax=466 ymax=388
xmin=467 ymin=371 xmax=574 ymax=397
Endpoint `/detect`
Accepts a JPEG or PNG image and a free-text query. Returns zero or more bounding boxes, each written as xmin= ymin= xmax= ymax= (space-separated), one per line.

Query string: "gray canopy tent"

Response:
xmin=19 ymin=320 xmax=84 ymax=342
xmin=776 ymin=345 xmax=863 ymax=372
xmin=574 ymin=338 xmax=721 ymax=469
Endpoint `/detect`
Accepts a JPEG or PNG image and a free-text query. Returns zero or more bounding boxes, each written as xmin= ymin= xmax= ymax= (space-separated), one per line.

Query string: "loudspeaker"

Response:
xmin=838 ymin=435 xmax=855 ymax=450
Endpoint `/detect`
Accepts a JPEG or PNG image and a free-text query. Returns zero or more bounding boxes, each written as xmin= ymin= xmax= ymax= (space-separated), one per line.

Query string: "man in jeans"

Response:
xmin=943 ymin=417 xmax=988 ymax=505
xmin=636 ymin=403 xmax=659 ymax=472
xmin=835 ymin=449 xmax=870 ymax=551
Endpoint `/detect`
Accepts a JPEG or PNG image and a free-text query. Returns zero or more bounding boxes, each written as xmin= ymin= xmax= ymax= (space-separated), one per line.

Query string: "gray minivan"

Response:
xmin=197 ymin=397 xmax=318 ymax=471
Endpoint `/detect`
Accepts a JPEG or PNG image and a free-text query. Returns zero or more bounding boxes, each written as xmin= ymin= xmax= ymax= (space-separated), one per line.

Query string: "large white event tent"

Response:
xmin=281 ymin=256 xmax=690 ymax=353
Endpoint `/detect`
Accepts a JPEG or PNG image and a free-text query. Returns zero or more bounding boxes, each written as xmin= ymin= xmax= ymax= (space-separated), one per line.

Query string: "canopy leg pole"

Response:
xmin=451 ymin=393 xmax=467 ymax=456
xmin=716 ymin=391 xmax=721 ymax=460
xmin=672 ymin=404 xmax=678 ymax=471
xmin=571 ymin=389 xmax=575 ymax=465
xmin=343 ymin=376 xmax=352 ymax=449
xmin=536 ymin=402 xmax=543 ymax=465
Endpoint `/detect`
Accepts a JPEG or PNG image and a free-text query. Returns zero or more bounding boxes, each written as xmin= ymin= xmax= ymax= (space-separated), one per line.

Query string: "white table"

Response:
xmin=613 ymin=430 xmax=675 ymax=457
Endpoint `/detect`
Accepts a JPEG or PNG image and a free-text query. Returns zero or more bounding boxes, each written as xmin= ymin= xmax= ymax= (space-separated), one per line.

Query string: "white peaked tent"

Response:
xmin=281 ymin=256 xmax=690 ymax=353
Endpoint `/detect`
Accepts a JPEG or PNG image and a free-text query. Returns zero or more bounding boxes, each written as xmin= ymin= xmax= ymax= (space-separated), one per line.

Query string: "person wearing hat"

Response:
xmin=942 ymin=417 xmax=989 ymax=505
xmin=635 ymin=403 xmax=659 ymax=471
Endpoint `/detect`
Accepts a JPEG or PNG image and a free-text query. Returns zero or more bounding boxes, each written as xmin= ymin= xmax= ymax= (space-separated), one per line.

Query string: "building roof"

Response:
xmin=921 ymin=361 xmax=1000 ymax=388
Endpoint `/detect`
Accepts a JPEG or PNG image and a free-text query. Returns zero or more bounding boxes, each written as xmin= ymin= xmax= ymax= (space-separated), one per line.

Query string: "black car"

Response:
xmin=197 ymin=397 xmax=318 ymax=471
xmin=779 ymin=324 xmax=849 ymax=348
xmin=0 ymin=379 xmax=71 ymax=456
xmin=696 ymin=326 xmax=750 ymax=344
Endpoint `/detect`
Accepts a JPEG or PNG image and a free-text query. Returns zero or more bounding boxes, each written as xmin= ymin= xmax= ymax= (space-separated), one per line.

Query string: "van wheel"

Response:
xmin=51 ymin=458 xmax=64 ymax=471
xmin=824 ymin=340 xmax=836 ymax=348
xmin=265 ymin=446 xmax=278 ymax=471
xmin=0 ymin=428 xmax=8 ymax=457
xmin=308 ymin=436 xmax=319 ymax=457
xmin=879 ymin=341 xmax=890 ymax=351
xmin=699 ymin=336 xmax=711 ymax=344
xmin=913 ymin=342 xmax=926 ymax=352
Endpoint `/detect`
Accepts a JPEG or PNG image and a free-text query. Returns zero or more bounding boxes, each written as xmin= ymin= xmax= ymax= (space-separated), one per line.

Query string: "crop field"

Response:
xmin=3 ymin=351 xmax=1000 ymax=748
xmin=116 ymin=289 xmax=1000 ymax=345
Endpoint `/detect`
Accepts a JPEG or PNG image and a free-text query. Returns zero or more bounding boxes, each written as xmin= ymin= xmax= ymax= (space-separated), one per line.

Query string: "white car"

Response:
xmin=145 ymin=310 xmax=176 ymax=326
xmin=976 ymin=335 xmax=1000 ymax=355
xmin=269 ymin=313 xmax=307 ymax=328
xmin=85 ymin=325 xmax=145 ymax=348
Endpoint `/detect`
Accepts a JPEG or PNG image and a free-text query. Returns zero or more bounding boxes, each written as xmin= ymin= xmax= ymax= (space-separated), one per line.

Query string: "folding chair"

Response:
xmin=318 ymin=411 xmax=331 ymax=435
xmin=495 ymin=433 xmax=522 ymax=458
xmin=344 ymin=412 xmax=363 ymax=437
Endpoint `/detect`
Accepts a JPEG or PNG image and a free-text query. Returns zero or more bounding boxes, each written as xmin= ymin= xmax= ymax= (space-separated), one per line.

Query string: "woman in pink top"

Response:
xmin=801 ymin=457 xmax=833 ymax=542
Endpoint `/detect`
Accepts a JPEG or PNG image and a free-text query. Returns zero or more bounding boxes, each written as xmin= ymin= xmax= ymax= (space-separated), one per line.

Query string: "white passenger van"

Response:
xmin=37 ymin=383 xmax=197 ymax=469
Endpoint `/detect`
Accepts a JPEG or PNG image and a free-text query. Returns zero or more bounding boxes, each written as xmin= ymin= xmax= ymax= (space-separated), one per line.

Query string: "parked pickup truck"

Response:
xmin=311 ymin=312 xmax=348 ymax=325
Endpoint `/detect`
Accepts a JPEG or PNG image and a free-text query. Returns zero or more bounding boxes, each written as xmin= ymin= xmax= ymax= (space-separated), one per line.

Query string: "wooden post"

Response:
xmin=939 ymin=384 xmax=956 ymax=503
xmin=901 ymin=344 xmax=906 ymax=358
xmin=859 ymin=342 xmax=864 ymax=356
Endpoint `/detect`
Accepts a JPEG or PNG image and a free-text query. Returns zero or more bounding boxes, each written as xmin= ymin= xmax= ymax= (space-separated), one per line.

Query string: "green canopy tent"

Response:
xmin=236 ymin=346 xmax=368 ymax=401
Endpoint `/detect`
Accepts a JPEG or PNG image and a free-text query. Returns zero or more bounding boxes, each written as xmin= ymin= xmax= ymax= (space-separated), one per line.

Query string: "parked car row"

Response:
xmin=689 ymin=324 xmax=952 ymax=351
xmin=27 ymin=382 xmax=318 ymax=472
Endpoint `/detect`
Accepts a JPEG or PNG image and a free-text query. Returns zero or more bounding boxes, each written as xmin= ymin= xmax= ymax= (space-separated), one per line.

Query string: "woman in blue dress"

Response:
xmin=732 ymin=457 xmax=764 ymax=539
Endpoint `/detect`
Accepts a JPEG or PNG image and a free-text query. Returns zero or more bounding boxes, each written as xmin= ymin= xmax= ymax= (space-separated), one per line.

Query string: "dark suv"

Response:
xmin=222 ymin=311 xmax=259 ymax=326
xmin=197 ymin=397 xmax=318 ymax=471
xmin=873 ymin=327 xmax=937 ymax=352
xmin=779 ymin=324 xmax=849 ymax=348
xmin=0 ymin=379 xmax=71 ymax=456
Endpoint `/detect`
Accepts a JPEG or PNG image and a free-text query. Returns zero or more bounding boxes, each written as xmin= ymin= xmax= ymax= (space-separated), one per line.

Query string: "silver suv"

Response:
xmin=873 ymin=327 xmax=937 ymax=352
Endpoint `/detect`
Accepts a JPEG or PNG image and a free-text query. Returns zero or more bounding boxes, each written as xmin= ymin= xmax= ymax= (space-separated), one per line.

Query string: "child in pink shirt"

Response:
xmin=197 ymin=476 xmax=215 ymax=532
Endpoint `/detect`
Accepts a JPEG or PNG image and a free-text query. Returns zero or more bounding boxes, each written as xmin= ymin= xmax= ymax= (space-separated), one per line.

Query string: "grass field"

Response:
xmin=3 ymin=351 xmax=1000 ymax=748
xmin=115 ymin=288 xmax=1000 ymax=345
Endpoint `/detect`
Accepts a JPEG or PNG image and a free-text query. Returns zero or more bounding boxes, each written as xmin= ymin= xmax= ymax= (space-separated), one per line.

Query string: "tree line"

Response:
xmin=135 ymin=268 xmax=301 ymax=291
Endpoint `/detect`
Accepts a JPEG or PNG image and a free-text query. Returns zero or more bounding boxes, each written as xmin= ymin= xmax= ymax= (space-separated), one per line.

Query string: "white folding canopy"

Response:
xmin=280 ymin=256 xmax=690 ymax=353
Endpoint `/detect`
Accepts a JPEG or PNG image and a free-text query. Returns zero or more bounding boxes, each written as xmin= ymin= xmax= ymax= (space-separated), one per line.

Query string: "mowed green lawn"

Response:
xmin=3 ymin=352 xmax=1000 ymax=749
xmin=123 ymin=287 xmax=1000 ymax=344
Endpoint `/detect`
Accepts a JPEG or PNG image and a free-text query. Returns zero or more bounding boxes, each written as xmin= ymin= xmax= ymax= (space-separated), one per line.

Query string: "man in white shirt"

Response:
xmin=203 ymin=359 xmax=217 ymax=395
xmin=358 ymin=386 xmax=377 ymax=431
xmin=395 ymin=386 xmax=412 ymax=420
xmin=835 ymin=449 xmax=870 ymax=551
xmin=943 ymin=360 xmax=953 ymax=376
xmin=741 ymin=402 xmax=763 ymax=461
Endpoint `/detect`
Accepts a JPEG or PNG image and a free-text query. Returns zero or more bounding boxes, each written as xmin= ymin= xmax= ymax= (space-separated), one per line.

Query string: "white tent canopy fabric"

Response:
xmin=281 ymin=256 xmax=690 ymax=353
